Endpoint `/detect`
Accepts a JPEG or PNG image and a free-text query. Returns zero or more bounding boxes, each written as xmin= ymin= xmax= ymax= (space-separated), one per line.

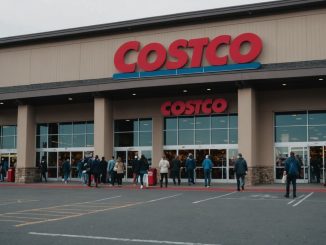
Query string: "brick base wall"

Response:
xmin=15 ymin=167 xmax=40 ymax=183
xmin=247 ymin=166 xmax=274 ymax=185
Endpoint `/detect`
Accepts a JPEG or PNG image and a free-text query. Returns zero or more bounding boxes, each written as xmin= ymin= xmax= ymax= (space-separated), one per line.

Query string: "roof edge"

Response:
xmin=1 ymin=0 xmax=326 ymax=47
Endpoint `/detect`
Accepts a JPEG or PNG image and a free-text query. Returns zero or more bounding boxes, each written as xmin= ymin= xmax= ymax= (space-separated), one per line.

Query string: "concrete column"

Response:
xmin=238 ymin=88 xmax=258 ymax=185
xmin=16 ymin=104 xmax=37 ymax=183
xmin=152 ymin=114 xmax=163 ymax=169
xmin=94 ymin=98 xmax=113 ymax=159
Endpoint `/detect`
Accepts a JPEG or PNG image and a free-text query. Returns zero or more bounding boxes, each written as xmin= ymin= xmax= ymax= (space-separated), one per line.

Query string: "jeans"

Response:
xmin=82 ymin=171 xmax=88 ymax=184
xmin=172 ymin=170 xmax=180 ymax=185
xmin=187 ymin=169 xmax=195 ymax=184
xmin=236 ymin=174 xmax=245 ymax=190
xmin=204 ymin=169 xmax=211 ymax=187
xmin=286 ymin=174 xmax=297 ymax=196
xmin=64 ymin=173 xmax=69 ymax=182
xmin=160 ymin=173 xmax=168 ymax=187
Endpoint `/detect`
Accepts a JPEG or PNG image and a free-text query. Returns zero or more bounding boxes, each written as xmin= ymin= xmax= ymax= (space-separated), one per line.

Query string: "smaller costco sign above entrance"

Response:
xmin=113 ymin=33 xmax=262 ymax=79
xmin=161 ymin=98 xmax=227 ymax=116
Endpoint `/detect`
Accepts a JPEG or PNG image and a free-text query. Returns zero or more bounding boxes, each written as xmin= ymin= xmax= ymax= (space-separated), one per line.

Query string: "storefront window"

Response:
xmin=274 ymin=111 xmax=326 ymax=142
xmin=0 ymin=125 xmax=17 ymax=149
xmin=164 ymin=114 xmax=238 ymax=145
xmin=36 ymin=121 xmax=94 ymax=148
xmin=114 ymin=118 xmax=152 ymax=147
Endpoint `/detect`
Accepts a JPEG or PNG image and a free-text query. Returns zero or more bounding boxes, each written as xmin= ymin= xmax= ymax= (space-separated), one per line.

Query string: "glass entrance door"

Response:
xmin=309 ymin=146 xmax=324 ymax=183
xmin=114 ymin=148 xmax=152 ymax=180
xmin=290 ymin=147 xmax=308 ymax=183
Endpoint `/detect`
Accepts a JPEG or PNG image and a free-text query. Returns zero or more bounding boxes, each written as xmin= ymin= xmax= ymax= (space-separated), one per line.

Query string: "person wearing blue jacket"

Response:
xmin=185 ymin=153 xmax=196 ymax=185
xmin=284 ymin=152 xmax=300 ymax=198
xmin=202 ymin=155 xmax=213 ymax=188
xmin=234 ymin=153 xmax=248 ymax=191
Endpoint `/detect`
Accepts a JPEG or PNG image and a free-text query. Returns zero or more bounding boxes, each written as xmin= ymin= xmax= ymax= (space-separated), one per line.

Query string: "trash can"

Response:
xmin=7 ymin=168 xmax=15 ymax=182
xmin=148 ymin=168 xmax=157 ymax=186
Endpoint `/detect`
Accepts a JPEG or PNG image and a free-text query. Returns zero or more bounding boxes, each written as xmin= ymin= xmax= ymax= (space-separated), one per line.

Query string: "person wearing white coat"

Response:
xmin=159 ymin=155 xmax=170 ymax=188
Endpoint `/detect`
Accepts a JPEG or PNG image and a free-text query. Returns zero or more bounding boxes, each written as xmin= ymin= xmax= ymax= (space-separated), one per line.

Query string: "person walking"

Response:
xmin=171 ymin=155 xmax=181 ymax=185
xmin=131 ymin=155 xmax=140 ymax=185
xmin=284 ymin=151 xmax=300 ymax=198
xmin=202 ymin=155 xmax=213 ymax=188
xmin=139 ymin=154 xmax=149 ymax=189
xmin=159 ymin=155 xmax=170 ymax=188
xmin=115 ymin=157 xmax=125 ymax=186
xmin=62 ymin=158 xmax=71 ymax=184
xmin=40 ymin=157 xmax=48 ymax=182
xmin=234 ymin=153 xmax=248 ymax=191
xmin=185 ymin=153 xmax=196 ymax=185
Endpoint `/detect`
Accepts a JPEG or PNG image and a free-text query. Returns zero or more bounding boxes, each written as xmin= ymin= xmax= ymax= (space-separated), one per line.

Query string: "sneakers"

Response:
xmin=207 ymin=186 xmax=210 ymax=188
xmin=140 ymin=185 xmax=143 ymax=189
xmin=284 ymin=194 xmax=289 ymax=198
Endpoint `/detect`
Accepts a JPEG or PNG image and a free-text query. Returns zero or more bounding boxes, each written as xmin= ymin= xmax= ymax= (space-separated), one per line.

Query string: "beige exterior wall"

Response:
xmin=94 ymin=98 xmax=113 ymax=159
xmin=257 ymin=87 xmax=326 ymax=168
xmin=0 ymin=108 xmax=17 ymax=125
xmin=17 ymin=105 xmax=35 ymax=168
xmin=35 ymin=103 xmax=93 ymax=122
xmin=1 ymin=9 xmax=326 ymax=87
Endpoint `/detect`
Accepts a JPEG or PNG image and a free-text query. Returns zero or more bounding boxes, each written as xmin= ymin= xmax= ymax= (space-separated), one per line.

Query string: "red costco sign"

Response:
xmin=114 ymin=33 xmax=262 ymax=73
xmin=161 ymin=98 xmax=227 ymax=116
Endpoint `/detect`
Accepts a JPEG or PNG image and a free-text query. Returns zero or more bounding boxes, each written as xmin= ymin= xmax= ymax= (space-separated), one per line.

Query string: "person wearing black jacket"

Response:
xmin=131 ymin=156 xmax=140 ymax=185
xmin=171 ymin=155 xmax=181 ymax=185
xmin=139 ymin=155 xmax=149 ymax=189
xmin=91 ymin=155 xmax=101 ymax=187
xmin=100 ymin=157 xmax=108 ymax=184
xmin=40 ymin=157 xmax=47 ymax=182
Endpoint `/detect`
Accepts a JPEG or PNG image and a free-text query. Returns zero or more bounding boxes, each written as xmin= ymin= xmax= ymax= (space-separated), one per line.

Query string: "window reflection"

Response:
xmin=164 ymin=114 xmax=238 ymax=146
xmin=114 ymin=118 xmax=152 ymax=147
xmin=36 ymin=121 xmax=94 ymax=149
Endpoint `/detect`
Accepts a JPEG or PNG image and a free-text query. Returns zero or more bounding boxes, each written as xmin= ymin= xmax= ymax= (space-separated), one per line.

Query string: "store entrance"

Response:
xmin=309 ymin=146 xmax=324 ymax=184
xmin=39 ymin=150 xmax=93 ymax=180
xmin=114 ymin=148 xmax=152 ymax=180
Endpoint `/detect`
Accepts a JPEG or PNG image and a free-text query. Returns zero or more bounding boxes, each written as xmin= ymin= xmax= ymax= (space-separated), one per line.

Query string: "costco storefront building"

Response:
xmin=1 ymin=0 xmax=326 ymax=185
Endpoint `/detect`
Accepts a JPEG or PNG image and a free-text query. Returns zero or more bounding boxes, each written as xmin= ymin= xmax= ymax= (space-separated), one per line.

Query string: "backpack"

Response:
xmin=289 ymin=162 xmax=298 ymax=175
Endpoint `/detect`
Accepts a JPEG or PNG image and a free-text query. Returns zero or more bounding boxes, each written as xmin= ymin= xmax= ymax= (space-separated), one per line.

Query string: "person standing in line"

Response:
xmin=107 ymin=156 xmax=116 ymax=185
xmin=0 ymin=158 xmax=5 ymax=182
xmin=171 ymin=155 xmax=181 ymax=185
xmin=159 ymin=155 xmax=170 ymax=188
xmin=91 ymin=155 xmax=101 ymax=188
xmin=202 ymin=155 xmax=213 ymax=188
xmin=77 ymin=158 xmax=83 ymax=181
xmin=115 ymin=157 xmax=125 ymax=187
xmin=62 ymin=158 xmax=71 ymax=184
xmin=100 ymin=157 xmax=108 ymax=184
xmin=185 ymin=153 xmax=196 ymax=185
xmin=87 ymin=155 xmax=94 ymax=187
xmin=284 ymin=151 xmax=300 ymax=198
xmin=139 ymin=154 xmax=149 ymax=189
xmin=234 ymin=153 xmax=248 ymax=191
xmin=131 ymin=155 xmax=140 ymax=185
xmin=40 ymin=157 xmax=48 ymax=182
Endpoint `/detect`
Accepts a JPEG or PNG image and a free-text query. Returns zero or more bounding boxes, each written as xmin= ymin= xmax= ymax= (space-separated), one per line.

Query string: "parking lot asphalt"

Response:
xmin=0 ymin=182 xmax=325 ymax=245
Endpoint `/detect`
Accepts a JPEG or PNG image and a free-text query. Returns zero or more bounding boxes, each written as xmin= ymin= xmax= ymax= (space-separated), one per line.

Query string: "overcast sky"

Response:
xmin=0 ymin=0 xmax=278 ymax=38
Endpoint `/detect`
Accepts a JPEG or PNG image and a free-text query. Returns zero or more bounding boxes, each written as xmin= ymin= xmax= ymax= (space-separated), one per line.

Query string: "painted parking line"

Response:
xmin=287 ymin=195 xmax=305 ymax=205
xmin=15 ymin=194 xmax=184 ymax=227
xmin=0 ymin=199 xmax=39 ymax=206
xmin=145 ymin=194 xmax=183 ymax=203
xmin=192 ymin=192 xmax=237 ymax=204
xmin=29 ymin=232 xmax=221 ymax=245
xmin=292 ymin=192 xmax=314 ymax=207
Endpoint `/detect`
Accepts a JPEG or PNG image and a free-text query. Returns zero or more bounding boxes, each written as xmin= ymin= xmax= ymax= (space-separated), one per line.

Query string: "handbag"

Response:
xmin=282 ymin=174 xmax=287 ymax=184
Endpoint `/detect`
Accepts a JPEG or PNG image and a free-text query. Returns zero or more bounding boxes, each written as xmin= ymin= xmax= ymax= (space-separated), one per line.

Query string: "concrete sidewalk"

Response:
xmin=1 ymin=180 xmax=325 ymax=193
